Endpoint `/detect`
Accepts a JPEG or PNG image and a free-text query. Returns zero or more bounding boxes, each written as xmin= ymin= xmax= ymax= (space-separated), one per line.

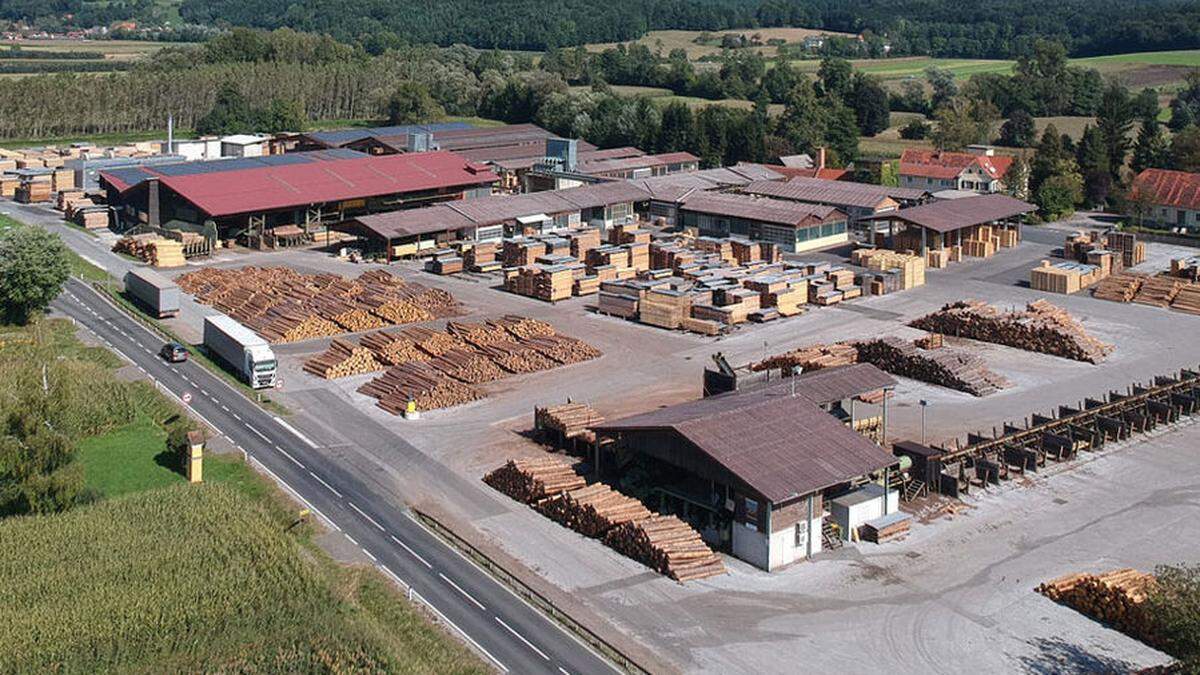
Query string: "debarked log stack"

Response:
xmin=1036 ymin=569 xmax=1159 ymax=646
xmin=909 ymin=299 xmax=1112 ymax=363
xmin=483 ymin=457 xmax=587 ymax=504
xmin=604 ymin=515 xmax=727 ymax=582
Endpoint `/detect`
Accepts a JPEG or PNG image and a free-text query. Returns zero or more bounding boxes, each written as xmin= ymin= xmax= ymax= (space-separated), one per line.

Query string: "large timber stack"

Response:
xmin=1037 ymin=569 xmax=1159 ymax=646
xmin=909 ymin=299 xmax=1113 ymax=363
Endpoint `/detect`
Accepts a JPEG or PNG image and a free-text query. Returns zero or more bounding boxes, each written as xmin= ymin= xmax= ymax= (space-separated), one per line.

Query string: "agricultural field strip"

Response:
xmin=54 ymin=278 xmax=613 ymax=675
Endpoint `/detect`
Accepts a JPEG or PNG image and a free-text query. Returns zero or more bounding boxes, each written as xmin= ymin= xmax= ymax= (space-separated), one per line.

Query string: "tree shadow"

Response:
xmin=153 ymin=448 xmax=185 ymax=478
xmin=1017 ymin=636 xmax=1142 ymax=674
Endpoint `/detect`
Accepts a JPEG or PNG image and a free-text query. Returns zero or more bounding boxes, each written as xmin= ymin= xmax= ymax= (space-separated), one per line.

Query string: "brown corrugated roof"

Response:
xmin=350 ymin=204 xmax=475 ymax=239
xmin=860 ymin=193 xmax=1034 ymax=233
xmin=743 ymin=178 xmax=908 ymax=209
xmin=679 ymin=191 xmax=844 ymax=227
xmin=760 ymin=363 xmax=897 ymax=405
xmin=1131 ymin=168 xmax=1200 ymax=211
xmin=594 ymin=364 xmax=898 ymax=502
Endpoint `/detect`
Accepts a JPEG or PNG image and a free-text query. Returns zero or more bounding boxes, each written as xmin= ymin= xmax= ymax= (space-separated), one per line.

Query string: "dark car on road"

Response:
xmin=160 ymin=342 xmax=188 ymax=363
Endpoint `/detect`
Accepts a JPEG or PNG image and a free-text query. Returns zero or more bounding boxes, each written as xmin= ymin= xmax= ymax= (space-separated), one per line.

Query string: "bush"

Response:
xmin=899 ymin=118 xmax=931 ymax=140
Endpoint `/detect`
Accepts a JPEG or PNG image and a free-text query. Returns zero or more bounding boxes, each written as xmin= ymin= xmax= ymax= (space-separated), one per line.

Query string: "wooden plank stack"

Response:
xmin=853 ymin=337 xmax=1011 ymax=397
xmin=483 ymin=457 xmax=587 ymax=504
xmin=538 ymin=484 xmax=652 ymax=538
xmin=504 ymin=265 xmax=574 ymax=302
xmin=535 ymin=402 xmax=604 ymax=439
xmin=1036 ymin=569 xmax=1159 ymax=646
xmin=909 ymin=299 xmax=1113 ymax=364
xmin=604 ymin=515 xmax=727 ymax=582
xmin=303 ymin=338 xmax=385 ymax=379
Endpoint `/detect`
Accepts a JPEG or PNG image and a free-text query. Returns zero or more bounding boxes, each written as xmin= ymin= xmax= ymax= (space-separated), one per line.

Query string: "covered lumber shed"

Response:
xmin=860 ymin=193 xmax=1035 ymax=254
xmin=593 ymin=365 xmax=899 ymax=571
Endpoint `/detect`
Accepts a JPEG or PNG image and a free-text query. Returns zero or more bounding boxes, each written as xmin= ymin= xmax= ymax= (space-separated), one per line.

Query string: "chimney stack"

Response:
xmin=816 ymin=147 xmax=826 ymax=170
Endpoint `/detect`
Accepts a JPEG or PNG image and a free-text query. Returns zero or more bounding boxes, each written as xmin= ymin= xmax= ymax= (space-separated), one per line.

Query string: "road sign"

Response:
xmin=182 ymin=392 xmax=192 ymax=404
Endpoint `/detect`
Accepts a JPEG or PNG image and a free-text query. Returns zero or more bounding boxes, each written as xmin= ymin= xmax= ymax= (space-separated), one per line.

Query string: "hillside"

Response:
xmin=0 ymin=484 xmax=486 ymax=673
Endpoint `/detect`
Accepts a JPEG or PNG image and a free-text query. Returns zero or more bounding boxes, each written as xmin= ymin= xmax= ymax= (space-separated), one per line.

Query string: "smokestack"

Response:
xmin=167 ymin=114 xmax=174 ymax=155
xmin=816 ymin=147 xmax=826 ymax=170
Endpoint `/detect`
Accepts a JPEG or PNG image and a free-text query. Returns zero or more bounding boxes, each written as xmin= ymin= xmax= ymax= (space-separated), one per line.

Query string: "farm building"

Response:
xmin=99 ymin=150 xmax=498 ymax=247
xmin=899 ymin=147 xmax=1015 ymax=194
xmin=1129 ymin=168 xmax=1200 ymax=231
xmin=740 ymin=177 xmax=928 ymax=226
xmin=676 ymin=191 xmax=850 ymax=253
xmin=593 ymin=364 xmax=899 ymax=571
xmin=342 ymin=181 xmax=651 ymax=259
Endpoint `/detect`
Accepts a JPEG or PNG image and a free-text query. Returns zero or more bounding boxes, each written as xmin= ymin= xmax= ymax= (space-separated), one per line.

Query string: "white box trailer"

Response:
xmin=123 ymin=267 xmax=180 ymax=318
xmin=202 ymin=314 xmax=277 ymax=388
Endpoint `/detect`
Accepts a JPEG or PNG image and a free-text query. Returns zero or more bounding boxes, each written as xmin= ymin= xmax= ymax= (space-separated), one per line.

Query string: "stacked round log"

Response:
xmin=604 ymin=515 xmax=727 ymax=582
xmin=427 ymin=348 xmax=508 ymax=384
xmin=175 ymin=266 xmax=459 ymax=343
xmin=909 ymin=299 xmax=1113 ymax=363
xmin=1037 ymin=569 xmax=1159 ymax=646
xmin=303 ymin=339 xmax=384 ymax=379
xmin=448 ymin=321 xmax=511 ymax=347
xmin=401 ymin=326 xmax=468 ymax=357
xmin=751 ymin=343 xmax=859 ymax=373
xmin=1092 ymin=272 xmax=1147 ymax=303
xmin=357 ymin=362 xmax=484 ymax=413
xmin=535 ymin=403 xmax=604 ymax=439
xmin=482 ymin=457 xmax=586 ymax=504
xmin=538 ymin=484 xmax=653 ymax=538
xmin=359 ymin=330 xmax=430 ymax=365
xmin=853 ymin=337 xmax=1012 ymax=397
xmin=475 ymin=340 xmax=560 ymax=374
xmin=526 ymin=335 xmax=603 ymax=364
xmin=495 ymin=315 xmax=558 ymax=340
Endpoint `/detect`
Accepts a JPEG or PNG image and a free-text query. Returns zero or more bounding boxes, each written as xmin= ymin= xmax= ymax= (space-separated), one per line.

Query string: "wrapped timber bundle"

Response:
xmin=908 ymin=299 xmax=1113 ymax=364
xmin=1036 ymin=569 xmax=1159 ymax=646
xmin=474 ymin=340 xmax=559 ymax=374
xmin=852 ymin=337 xmax=1011 ymax=397
xmin=604 ymin=515 xmax=727 ymax=583
xmin=525 ymin=335 xmax=603 ymax=365
xmin=1132 ymin=275 xmax=1183 ymax=308
xmin=752 ymin=343 xmax=858 ymax=373
xmin=1170 ymin=284 xmax=1200 ymax=315
xmin=535 ymin=402 xmax=605 ymax=440
xmin=358 ymin=362 xmax=484 ymax=413
xmin=303 ymin=339 xmax=384 ymax=379
xmin=359 ymin=330 xmax=430 ymax=365
xmin=427 ymin=348 xmax=507 ymax=384
xmin=1092 ymin=272 xmax=1146 ymax=303
xmin=483 ymin=457 xmax=586 ymax=504
xmin=538 ymin=484 xmax=652 ymax=537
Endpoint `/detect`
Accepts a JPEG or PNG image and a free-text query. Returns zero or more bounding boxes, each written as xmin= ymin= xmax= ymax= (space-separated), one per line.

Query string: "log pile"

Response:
xmin=1092 ymin=272 xmax=1146 ymax=303
xmin=535 ymin=403 xmax=604 ymax=439
xmin=176 ymin=266 xmax=459 ymax=343
xmin=538 ymin=484 xmax=652 ymax=537
xmin=526 ymin=335 xmax=603 ymax=364
xmin=357 ymin=362 xmax=484 ymax=413
xmin=482 ymin=457 xmax=586 ymax=504
xmin=427 ymin=348 xmax=507 ymax=384
xmin=1132 ymin=275 xmax=1184 ymax=308
xmin=494 ymin=315 xmax=557 ymax=340
xmin=1170 ymin=283 xmax=1200 ymax=315
xmin=852 ymin=337 xmax=1011 ymax=397
xmin=303 ymin=339 xmax=384 ymax=379
xmin=604 ymin=515 xmax=727 ymax=582
xmin=751 ymin=343 xmax=858 ymax=372
xmin=1036 ymin=569 xmax=1159 ymax=645
xmin=909 ymin=299 xmax=1113 ymax=364
xmin=474 ymin=341 xmax=559 ymax=374
xmin=359 ymin=330 xmax=430 ymax=365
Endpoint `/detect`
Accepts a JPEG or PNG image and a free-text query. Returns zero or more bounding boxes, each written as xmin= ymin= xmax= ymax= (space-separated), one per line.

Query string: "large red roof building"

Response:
xmin=1129 ymin=168 xmax=1200 ymax=230
xmin=899 ymin=148 xmax=1014 ymax=194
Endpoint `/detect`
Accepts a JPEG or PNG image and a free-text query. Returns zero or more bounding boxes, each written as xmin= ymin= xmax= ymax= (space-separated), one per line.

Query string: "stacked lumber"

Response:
xmin=483 ymin=457 xmax=586 ymax=504
xmin=149 ymin=239 xmax=185 ymax=268
xmin=639 ymin=289 xmax=692 ymax=329
xmin=538 ymin=484 xmax=652 ymax=537
xmin=1092 ymin=272 xmax=1146 ymax=303
xmin=909 ymin=299 xmax=1113 ymax=364
xmin=1036 ymin=569 xmax=1159 ymax=645
xmin=1132 ymin=274 xmax=1183 ymax=308
xmin=752 ymin=343 xmax=858 ymax=372
xmin=852 ymin=249 xmax=925 ymax=289
xmin=1170 ymin=256 xmax=1200 ymax=282
xmin=303 ymin=338 xmax=384 ymax=379
xmin=535 ymin=403 xmax=604 ymax=439
xmin=853 ymin=337 xmax=1011 ymax=397
xmin=604 ymin=515 xmax=726 ymax=582
xmin=1170 ymin=283 xmax=1200 ymax=315
xmin=358 ymin=362 xmax=484 ymax=413
xmin=505 ymin=264 xmax=574 ymax=302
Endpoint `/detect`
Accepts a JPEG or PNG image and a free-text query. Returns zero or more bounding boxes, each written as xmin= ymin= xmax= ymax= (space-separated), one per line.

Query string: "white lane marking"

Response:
xmin=232 ymin=413 xmax=241 ymax=421
xmin=439 ymin=572 xmax=486 ymax=611
xmin=390 ymin=534 xmax=433 ymax=569
xmin=362 ymin=548 xmax=378 ymax=562
xmin=348 ymin=502 xmax=386 ymax=532
xmin=345 ymin=534 xmax=359 ymax=546
xmin=274 ymin=415 xmax=318 ymax=448
xmin=79 ymin=254 xmax=107 ymax=271
xmin=495 ymin=616 xmax=550 ymax=661
xmin=416 ymin=590 xmax=509 ymax=673
xmin=244 ymin=423 xmax=269 ymax=442
xmin=273 ymin=444 xmax=305 ymax=469
xmin=559 ymin=668 xmax=571 ymax=675
xmin=200 ymin=389 xmax=209 ymax=396
xmin=220 ymin=404 xmax=229 ymax=412
xmin=247 ymin=455 xmax=339 ymax=532
xmin=309 ymin=471 xmax=343 ymax=498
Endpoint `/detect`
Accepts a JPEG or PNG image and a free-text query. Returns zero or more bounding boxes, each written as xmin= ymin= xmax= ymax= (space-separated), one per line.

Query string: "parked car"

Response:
xmin=160 ymin=342 xmax=188 ymax=363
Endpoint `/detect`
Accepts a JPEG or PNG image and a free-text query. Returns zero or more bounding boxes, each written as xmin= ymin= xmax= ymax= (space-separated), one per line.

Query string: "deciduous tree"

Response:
xmin=0 ymin=225 xmax=70 ymax=325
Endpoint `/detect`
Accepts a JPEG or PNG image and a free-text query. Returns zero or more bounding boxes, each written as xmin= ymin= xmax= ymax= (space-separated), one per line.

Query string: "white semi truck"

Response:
xmin=202 ymin=314 xmax=277 ymax=388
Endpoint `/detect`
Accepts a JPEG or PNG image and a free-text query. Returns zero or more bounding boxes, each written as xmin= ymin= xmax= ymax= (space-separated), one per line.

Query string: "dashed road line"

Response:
xmin=273 ymin=444 xmax=305 ymax=469
xmin=348 ymin=502 xmax=386 ymax=532
xmin=308 ymin=471 xmax=343 ymax=498
xmin=440 ymin=572 xmax=486 ymax=611
xmin=345 ymin=533 xmax=359 ymax=546
xmin=495 ymin=616 xmax=549 ymax=660
xmin=274 ymin=415 xmax=318 ymax=448
xmin=390 ymin=534 xmax=433 ymax=569
xmin=362 ymin=548 xmax=378 ymax=562
xmin=244 ymin=423 xmax=269 ymax=442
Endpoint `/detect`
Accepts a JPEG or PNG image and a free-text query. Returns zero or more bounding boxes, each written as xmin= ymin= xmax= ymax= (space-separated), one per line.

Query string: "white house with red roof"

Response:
xmin=899 ymin=146 xmax=1014 ymax=194
xmin=1130 ymin=168 xmax=1200 ymax=231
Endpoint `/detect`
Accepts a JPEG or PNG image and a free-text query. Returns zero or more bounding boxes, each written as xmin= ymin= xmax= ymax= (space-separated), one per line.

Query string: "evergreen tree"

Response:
xmin=999 ymin=109 xmax=1036 ymax=147
xmin=849 ymin=73 xmax=890 ymax=136
xmin=1030 ymin=124 xmax=1067 ymax=194
xmin=1131 ymin=119 xmax=1171 ymax=173
xmin=1170 ymin=126 xmax=1200 ymax=173
xmin=776 ymin=77 xmax=826 ymax=155
xmin=657 ymin=101 xmax=696 ymax=153
xmin=824 ymin=102 xmax=860 ymax=166
xmin=1096 ymin=81 xmax=1134 ymax=178
xmin=1076 ymin=125 xmax=1111 ymax=207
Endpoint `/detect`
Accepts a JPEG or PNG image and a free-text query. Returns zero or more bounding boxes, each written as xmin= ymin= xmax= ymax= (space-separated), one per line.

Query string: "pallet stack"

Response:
xmin=483 ymin=457 xmax=587 ymax=504
xmin=909 ymin=299 xmax=1113 ymax=364
xmin=1037 ymin=569 xmax=1159 ymax=646
xmin=538 ymin=484 xmax=652 ymax=537
xmin=1105 ymin=231 xmax=1146 ymax=268
xmin=303 ymin=339 xmax=385 ymax=379
xmin=604 ymin=515 xmax=727 ymax=582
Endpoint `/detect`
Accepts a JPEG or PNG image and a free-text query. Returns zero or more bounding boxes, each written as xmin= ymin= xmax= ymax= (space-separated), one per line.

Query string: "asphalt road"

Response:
xmin=51 ymin=276 xmax=615 ymax=675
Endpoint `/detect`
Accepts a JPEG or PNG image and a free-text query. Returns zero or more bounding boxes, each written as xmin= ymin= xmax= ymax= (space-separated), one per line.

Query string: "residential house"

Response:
xmin=899 ymin=147 xmax=1014 ymax=194
xmin=1129 ymin=168 xmax=1200 ymax=231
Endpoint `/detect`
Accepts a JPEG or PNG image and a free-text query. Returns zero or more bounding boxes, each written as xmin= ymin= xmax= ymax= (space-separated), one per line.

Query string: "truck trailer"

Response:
xmin=202 ymin=314 xmax=277 ymax=388
xmin=123 ymin=267 xmax=180 ymax=318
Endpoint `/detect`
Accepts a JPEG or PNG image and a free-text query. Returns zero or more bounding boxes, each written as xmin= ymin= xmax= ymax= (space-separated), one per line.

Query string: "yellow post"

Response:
xmin=185 ymin=430 xmax=204 ymax=483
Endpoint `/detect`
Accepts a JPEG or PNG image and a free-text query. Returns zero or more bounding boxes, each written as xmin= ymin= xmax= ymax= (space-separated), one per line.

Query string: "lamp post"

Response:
xmin=919 ymin=399 xmax=929 ymax=445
